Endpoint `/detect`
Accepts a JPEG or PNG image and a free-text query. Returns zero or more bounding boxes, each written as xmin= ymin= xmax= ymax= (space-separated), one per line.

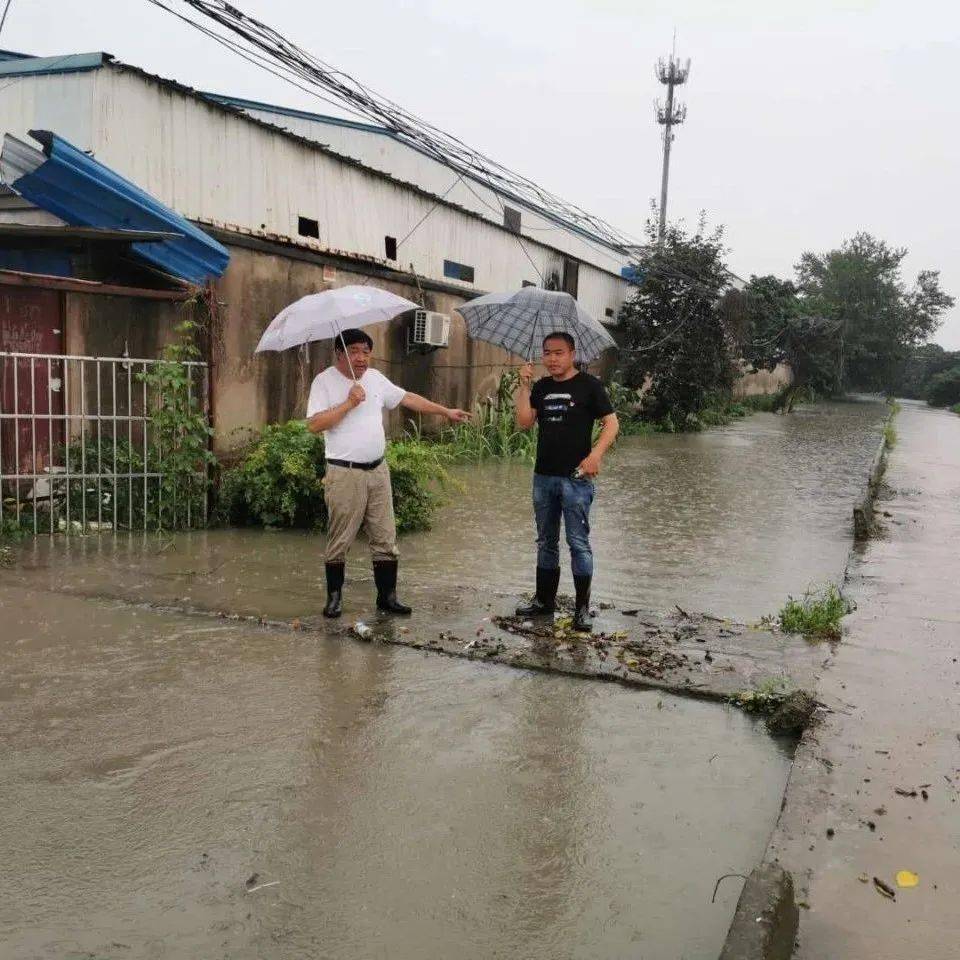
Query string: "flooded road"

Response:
xmin=417 ymin=398 xmax=888 ymax=619
xmin=1 ymin=585 xmax=790 ymax=960
xmin=0 ymin=400 xmax=887 ymax=958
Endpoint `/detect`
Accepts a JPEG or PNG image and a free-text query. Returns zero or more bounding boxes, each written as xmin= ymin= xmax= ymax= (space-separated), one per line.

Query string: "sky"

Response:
xmin=3 ymin=0 xmax=959 ymax=348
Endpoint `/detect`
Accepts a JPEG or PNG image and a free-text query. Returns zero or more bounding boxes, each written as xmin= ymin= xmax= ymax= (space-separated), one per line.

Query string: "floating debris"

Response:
xmin=351 ymin=621 xmax=374 ymax=641
xmin=873 ymin=877 xmax=896 ymax=900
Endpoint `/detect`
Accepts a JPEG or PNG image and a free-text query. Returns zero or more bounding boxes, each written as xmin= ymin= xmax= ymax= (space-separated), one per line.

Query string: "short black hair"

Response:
xmin=334 ymin=328 xmax=374 ymax=352
xmin=543 ymin=331 xmax=575 ymax=351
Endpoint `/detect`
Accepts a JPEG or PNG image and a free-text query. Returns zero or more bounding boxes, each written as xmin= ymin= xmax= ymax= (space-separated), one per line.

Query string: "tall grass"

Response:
xmin=778 ymin=584 xmax=849 ymax=641
xmin=431 ymin=370 xmax=537 ymax=462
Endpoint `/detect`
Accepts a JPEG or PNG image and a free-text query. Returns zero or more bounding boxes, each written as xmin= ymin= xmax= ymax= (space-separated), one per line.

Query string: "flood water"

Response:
xmin=0 ymin=399 xmax=886 ymax=959
xmin=415 ymin=398 xmax=888 ymax=619
xmin=1 ymin=585 xmax=790 ymax=960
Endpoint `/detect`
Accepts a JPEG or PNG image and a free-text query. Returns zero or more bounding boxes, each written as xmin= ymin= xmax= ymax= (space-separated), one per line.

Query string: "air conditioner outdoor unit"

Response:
xmin=409 ymin=309 xmax=450 ymax=349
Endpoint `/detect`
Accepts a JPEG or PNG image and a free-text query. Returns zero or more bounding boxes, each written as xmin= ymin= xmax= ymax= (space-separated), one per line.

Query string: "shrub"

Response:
xmin=386 ymin=439 xmax=456 ymax=533
xmin=216 ymin=422 xmax=454 ymax=534
xmin=926 ymin=365 xmax=960 ymax=408
xmin=216 ymin=420 xmax=326 ymax=528
xmin=778 ymin=584 xmax=849 ymax=640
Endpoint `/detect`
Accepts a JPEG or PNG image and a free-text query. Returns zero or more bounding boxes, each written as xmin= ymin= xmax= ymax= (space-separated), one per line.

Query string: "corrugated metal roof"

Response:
xmin=0 ymin=51 xmax=107 ymax=77
xmin=0 ymin=223 xmax=180 ymax=243
xmin=0 ymin=130 xmax=229 ymax=284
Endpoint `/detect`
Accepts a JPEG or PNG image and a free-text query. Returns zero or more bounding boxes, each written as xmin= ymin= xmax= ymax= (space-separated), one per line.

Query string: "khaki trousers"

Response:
xmin=323 ymin=462 xmax=399 ymax=564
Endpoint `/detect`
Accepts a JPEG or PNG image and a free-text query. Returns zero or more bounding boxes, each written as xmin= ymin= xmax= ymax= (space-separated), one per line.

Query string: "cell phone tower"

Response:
xmin=655 ymin=45 xmax=691 ymax=243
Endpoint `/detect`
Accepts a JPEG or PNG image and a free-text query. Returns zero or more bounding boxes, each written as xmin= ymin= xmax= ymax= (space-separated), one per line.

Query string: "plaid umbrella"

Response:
xmin=455 ymin=288 xmax=617 ymax=363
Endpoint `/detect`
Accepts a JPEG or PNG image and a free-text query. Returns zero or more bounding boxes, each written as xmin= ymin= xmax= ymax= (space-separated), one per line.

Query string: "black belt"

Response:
xmin=326 ymin=457 xmax=383 ymax=471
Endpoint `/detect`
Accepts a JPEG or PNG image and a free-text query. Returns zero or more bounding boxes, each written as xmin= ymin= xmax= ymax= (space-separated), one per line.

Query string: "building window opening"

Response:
xmin=384 ymin=236 xmax=398 ymax=260
xmin=443 ymin=259 xmax=475 ymax=283
xmin=298 ymin=216 xmax=320 ymax=239
xmin=503 ymin=206 xmax=521 ymax=234
xmin=562 ymin=258 xmax=579 ymax=299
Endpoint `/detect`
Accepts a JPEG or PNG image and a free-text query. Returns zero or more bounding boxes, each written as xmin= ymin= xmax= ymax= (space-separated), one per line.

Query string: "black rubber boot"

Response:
xmin=516 ymin=567 xmax=561 ymax=617
xmin=572 ymin=574 xmax=593 ymax=632
xmin=323 ymin=562 xmax=345 ymax=619
xmin=374 ymin=559 xmax=412 ymax=615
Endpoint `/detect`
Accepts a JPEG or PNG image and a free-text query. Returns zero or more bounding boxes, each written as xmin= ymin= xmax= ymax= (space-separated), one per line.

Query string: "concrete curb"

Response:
xmin=852 ymin=407 xmax=893 ymax=539
xmin=718 ymin=862 xmax=799 ymax=960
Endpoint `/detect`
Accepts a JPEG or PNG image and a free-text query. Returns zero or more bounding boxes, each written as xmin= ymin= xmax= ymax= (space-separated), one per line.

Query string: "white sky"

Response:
xmin=3 ymin=0 xmax=959 ymax=348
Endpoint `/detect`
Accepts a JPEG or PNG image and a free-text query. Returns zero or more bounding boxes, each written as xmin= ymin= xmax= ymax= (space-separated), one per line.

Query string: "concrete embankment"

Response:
xmin=0 ymin=534 xmax=823 ymax=709
xmin=752 ymin=400 xmax=960 ymax=959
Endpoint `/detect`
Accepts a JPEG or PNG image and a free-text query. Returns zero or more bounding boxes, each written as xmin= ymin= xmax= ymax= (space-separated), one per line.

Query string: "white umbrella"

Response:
xmin=255 ymin=285 xmax=419 ymax=379
xmin=454 ymin=287 xmax=616 ymax=363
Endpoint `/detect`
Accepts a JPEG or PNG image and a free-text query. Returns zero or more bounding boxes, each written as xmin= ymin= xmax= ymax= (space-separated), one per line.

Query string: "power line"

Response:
xmin=143 ymin=0 xmax=641 ymax=253
xmin=395 ymin=173 xmax=464 ymax=250
xmin=0 ymin=0 xmax=14 ymax=39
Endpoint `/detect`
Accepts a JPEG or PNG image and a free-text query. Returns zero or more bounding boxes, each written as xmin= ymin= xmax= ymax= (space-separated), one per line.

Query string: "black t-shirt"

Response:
xmin=530 ymin=372 xmax=614 ymax=476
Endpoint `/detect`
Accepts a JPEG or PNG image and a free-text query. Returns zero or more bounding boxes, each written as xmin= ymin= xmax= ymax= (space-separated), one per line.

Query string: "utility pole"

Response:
xmin=655 ymin=47 xmax=690 ymax=243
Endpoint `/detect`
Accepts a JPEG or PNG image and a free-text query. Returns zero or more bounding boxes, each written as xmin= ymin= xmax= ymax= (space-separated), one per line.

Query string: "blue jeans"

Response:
xmin=532 ymin=473 xmax=595 ymax=577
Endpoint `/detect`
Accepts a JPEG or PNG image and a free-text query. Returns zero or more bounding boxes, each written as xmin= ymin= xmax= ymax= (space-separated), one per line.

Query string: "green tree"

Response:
xmin=741 ymin=274 xmax=840 ymax=401
xmin=796 ymin=233 xmax=954 ymax=391
xmin=925 ymin=366 xmax=960 ymax=408
xmin=892 ymin=343 xmax=960 ymax=399
xmin=617 ymin=216 xmax=740 ymax=429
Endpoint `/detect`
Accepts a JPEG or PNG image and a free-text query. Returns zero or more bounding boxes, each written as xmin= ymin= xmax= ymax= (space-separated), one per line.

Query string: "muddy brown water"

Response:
xmin=0 ymin=399 xmax=887 ymax=959
xmin=418 ymin=398 xmax=889 ymax=620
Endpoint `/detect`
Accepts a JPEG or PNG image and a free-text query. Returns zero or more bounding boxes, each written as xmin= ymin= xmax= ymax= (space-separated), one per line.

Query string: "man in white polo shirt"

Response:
xmin=306 ymin=328 xmax=469 ymax=618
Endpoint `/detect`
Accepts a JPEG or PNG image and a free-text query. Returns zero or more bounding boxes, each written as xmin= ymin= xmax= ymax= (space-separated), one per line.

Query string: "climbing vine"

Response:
xmin=137 ymin=303 xmax=217 ymax=530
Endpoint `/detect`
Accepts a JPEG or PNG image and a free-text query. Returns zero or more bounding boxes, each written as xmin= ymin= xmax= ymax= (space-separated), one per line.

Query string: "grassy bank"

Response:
xmin=612 ymin=384 xmax=798 ymax=435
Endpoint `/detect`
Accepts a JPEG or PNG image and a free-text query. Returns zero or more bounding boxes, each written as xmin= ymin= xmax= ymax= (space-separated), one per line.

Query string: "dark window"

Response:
xmin=503 ymin=205 xmax=521 ymax=234
xmin=605 ymin=307 xmax=615 ymax=318
xmin=384 ymin=236 xmax=397 ymax=261
xmin=562 ymin=258 xmax=579 ymax=299
xmin=298 ymin=216 xmax=320 ymax=239
xmin=443 ymin=259 xmax=475 ymax=283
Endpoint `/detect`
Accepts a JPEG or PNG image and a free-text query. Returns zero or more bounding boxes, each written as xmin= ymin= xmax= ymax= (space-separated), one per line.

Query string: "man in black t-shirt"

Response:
xmin=514 ymin=332 xmax=619 ymax=632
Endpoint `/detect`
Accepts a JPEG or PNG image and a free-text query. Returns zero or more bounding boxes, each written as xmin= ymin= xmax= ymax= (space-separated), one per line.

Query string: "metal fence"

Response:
xmin=0 ymin=351 xmax=209 ymax=535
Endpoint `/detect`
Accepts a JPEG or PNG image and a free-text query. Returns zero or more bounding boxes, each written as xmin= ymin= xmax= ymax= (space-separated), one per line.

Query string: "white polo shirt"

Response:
xmin=306 ymin=366 xmax=407 ymax=462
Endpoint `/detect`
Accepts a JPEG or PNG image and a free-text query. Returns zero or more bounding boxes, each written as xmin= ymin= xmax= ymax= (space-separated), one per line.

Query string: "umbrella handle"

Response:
xmin=333 ymin=319 xmax=359 ymax=383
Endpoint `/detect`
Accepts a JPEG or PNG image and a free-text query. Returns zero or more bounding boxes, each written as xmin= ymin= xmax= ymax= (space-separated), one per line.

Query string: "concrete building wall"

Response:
xmin=230 ymin=101 xmax=631 ymax=278
xmin=733 ymin=363 xmax=793 ymax=397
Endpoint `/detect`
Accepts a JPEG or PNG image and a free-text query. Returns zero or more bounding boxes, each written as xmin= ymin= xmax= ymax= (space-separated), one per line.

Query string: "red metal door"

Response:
xmin=0 ymin=286 xmax=64 ymax=482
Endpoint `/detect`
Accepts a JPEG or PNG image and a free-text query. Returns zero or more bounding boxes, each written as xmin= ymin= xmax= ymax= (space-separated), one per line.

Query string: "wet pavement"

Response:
xmin=0 ymin=399 xmax=893 ymax=958
xmin=0 ymin=584 xmax=792 ymax=960
xmin=766 ymin=401 xmax=960 ymax=958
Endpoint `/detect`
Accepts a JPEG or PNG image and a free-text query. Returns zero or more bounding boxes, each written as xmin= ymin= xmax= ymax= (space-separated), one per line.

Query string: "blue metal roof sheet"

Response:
xmin=2 ymin=130 xmax=228 ymax=284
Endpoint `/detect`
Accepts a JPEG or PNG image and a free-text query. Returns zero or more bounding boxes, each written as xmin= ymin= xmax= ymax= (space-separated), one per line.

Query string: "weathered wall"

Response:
xmin=62 ymin=293 xmax=200 ymax=440
xmin=211 ymin=244 xmax=527 ymax=456
xmin=63 ymin=293 xmax=188 ymax=360
xmin=733 ymin=363 xmax=793 ymax=398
